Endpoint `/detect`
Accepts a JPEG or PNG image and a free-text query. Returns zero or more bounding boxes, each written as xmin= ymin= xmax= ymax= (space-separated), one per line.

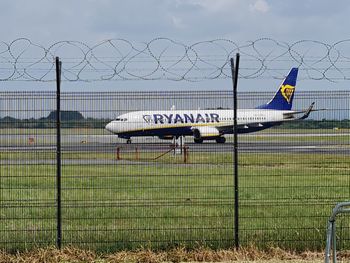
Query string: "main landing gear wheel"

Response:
xmin=216 ymin=137 xmax=226 ymax=143
xmin=194 ymin=138 xmax=203 ymax=144
xmin=126 ymin=139 xmax=132 ymax=144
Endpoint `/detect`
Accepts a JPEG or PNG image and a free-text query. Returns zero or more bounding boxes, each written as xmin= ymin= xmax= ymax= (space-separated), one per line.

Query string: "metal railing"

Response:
xmin=325 ymin=202 xmax=350 ymax=263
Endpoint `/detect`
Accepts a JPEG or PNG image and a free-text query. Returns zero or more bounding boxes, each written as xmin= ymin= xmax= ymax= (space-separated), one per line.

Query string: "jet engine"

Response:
xmin=192 ymin=126 xmax=221 ymax=143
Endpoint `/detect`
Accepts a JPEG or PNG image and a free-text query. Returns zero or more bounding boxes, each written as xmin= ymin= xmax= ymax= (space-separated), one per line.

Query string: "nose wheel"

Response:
xmin=215 ymin=137 xmax=226 ymax=143
xmin=126 ymin=139 xmax=132 ymax=144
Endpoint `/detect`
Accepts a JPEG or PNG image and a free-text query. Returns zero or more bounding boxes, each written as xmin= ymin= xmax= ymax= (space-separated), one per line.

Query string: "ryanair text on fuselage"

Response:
xmin=144 ymin=113 xmax=220 ymax=124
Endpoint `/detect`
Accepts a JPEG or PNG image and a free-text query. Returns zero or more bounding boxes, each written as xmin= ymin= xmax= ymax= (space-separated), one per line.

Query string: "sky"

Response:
xmin=1 ymin=0 xmax=350 ymax=92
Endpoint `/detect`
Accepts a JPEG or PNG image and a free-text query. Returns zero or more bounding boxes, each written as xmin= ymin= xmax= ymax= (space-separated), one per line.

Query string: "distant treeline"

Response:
xmin=279 ymin=119 xmax=350 ymax=129
xmin=0 ymin=111 xmax=349 ymax=129
xmin=0 ymin=111 xmax=111 ymax=129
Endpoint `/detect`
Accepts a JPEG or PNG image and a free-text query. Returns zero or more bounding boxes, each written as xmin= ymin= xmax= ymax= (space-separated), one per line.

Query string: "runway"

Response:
xmin=0 ymin=132 xmax=349 ymax=165
xmin=1 ymin=132 xmax=349 ymax=145
xmin=1 ymin=134 xmax=349 ymax=155
xmin=58 ymin=141 xmax=350 ymax=155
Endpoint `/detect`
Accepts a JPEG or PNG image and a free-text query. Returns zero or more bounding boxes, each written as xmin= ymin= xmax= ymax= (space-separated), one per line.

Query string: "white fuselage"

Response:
xmin=105 ymin=67 xmax=307 ymax=143
xmin=105 ymin=109 xmax=291 ymax=139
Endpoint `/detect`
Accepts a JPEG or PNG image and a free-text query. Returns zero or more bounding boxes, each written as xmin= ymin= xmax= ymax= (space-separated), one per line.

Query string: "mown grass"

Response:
xmin=1 ymin=150 xmax=350 ymax=252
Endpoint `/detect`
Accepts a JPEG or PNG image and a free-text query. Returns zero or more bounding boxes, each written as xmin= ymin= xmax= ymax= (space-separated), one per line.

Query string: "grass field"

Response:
xmin=1 ymin=127 xmax=349 ymax=252
xmin=1 ymin=145 xmax=350 ymax=252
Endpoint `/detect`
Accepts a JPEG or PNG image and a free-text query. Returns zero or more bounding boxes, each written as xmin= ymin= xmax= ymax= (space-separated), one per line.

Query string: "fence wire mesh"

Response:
xmin=0 ymin=90 xmax=349 ymax=251
xmin=0 ymin=92 xmax=57 ymax=249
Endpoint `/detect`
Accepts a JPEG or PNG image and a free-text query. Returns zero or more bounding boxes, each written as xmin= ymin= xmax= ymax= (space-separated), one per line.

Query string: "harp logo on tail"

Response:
xmin=281 ymin=84 xmax=295 ymax=104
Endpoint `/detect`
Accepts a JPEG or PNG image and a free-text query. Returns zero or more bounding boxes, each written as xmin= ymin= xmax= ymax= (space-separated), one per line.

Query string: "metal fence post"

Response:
xmin=231 ymin=54 xmax=240 ymax=248
xmin=55 ymin=57 xmax=62 ymax=249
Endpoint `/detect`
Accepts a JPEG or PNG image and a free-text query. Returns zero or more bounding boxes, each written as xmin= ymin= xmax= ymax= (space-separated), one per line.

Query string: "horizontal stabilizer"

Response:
xmin=283 ymin=102 xmax=325 ymax=120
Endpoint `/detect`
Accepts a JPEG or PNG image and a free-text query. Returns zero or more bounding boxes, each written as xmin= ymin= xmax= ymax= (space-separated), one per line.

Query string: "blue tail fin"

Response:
xmin=257 ymin=68 xmax=298 ymax=110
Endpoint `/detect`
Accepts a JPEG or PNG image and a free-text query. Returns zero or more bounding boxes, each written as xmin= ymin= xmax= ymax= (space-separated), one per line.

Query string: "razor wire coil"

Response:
xmin=1 ymin=38 xmax=350 ymax=82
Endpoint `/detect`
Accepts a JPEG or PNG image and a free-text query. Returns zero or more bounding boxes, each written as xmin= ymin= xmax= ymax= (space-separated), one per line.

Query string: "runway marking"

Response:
xmin=0 ymin=146 xmax=55 ymax=151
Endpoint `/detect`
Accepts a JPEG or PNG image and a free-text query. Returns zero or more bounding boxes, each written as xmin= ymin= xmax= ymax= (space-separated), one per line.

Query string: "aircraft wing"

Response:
xmin=215 ymin=122 xmax=265 ymax=133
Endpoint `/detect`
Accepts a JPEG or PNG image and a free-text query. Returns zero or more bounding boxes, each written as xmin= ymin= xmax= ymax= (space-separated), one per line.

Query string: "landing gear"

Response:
xmin=194 ymin=138 xmax=203 ymax=144
xmin=126 ymin=139 xmax=132 ymax=144
xmin=215 ymin=137 xmax=226 ymax=144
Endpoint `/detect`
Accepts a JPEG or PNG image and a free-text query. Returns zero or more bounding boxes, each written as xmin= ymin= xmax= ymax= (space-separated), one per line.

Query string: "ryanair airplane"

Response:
xmin=105 ymin=68 xmax=316 ymax=144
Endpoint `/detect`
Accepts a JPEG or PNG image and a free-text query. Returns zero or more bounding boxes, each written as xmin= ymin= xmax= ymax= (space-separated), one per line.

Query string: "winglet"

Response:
xmin=300 ymin=102 xmax=315 ymax=120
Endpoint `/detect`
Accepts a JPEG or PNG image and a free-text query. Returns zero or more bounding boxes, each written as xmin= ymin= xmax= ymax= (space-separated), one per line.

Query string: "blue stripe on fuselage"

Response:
xmin=117 ymin=122 xmax=282 ymax=138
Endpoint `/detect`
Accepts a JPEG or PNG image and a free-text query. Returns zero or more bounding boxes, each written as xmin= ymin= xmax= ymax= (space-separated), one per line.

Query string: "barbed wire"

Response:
xmin=1 ymin=38 xmax=350 ymax=82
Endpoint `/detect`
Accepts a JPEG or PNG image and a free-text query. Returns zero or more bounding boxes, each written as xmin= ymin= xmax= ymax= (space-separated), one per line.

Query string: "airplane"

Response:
xmin=105 ymin=68 xmax=318 ymax=144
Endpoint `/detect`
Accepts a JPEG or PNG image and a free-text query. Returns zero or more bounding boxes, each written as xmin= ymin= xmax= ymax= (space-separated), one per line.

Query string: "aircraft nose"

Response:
xmin=105 ymin=122 xmax=114 ymax=133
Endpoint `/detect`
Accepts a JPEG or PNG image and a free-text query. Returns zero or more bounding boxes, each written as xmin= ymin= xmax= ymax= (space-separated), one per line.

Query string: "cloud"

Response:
xmin=0 ymin=0 xmax=348 ymax=45
xmin=171 ymin=16 xmax=186 ymax=29
xmin=175 ymin=0 xmax=239 ymax=13
xmin=250 ymin=0 xmax=270 ymax=13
